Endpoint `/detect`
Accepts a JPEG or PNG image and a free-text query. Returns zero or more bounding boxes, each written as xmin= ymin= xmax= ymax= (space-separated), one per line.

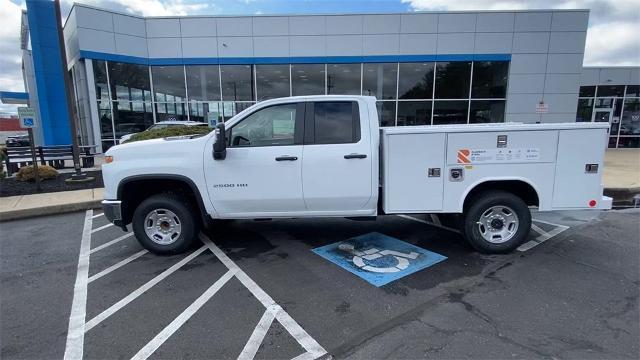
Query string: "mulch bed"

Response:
xmin=0 ymin=170 xmax=104 ymax=197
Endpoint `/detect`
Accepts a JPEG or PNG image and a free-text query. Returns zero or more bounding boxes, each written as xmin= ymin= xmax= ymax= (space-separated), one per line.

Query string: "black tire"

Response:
xmin=132 ymin=193 xmax=200 ymax=255
xmin=462 ymin=190 xmax=531 ymax=254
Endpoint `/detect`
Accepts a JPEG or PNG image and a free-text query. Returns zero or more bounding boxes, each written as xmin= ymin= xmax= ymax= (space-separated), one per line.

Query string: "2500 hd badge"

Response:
xmin=213 ymin=183 xmax=248 ymax=188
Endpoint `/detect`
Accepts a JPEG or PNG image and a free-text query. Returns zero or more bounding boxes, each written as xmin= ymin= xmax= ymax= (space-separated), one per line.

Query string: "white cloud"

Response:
xmin=60 ymin=0 xmax=210 ymax=17
xmin=403 ymin=0 xmax=640 ymax=66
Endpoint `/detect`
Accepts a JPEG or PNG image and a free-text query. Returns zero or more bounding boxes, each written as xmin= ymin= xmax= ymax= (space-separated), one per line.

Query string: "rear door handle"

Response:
xmin=275 ymin=155 xmax=298 ymax=161
xmin=344 ymin=153 xmax=367 ymax=159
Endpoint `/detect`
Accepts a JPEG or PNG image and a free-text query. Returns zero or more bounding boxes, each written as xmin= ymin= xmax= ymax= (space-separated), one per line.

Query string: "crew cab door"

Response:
xmin=204 ymin=102 xmax=306 ymax=216
xmin=302 ymin=100 xmax=374 ymax=213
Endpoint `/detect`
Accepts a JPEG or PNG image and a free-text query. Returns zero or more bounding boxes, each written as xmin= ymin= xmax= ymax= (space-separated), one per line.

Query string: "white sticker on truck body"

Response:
xmin=459 ymin=148 xmax=540 ymax=164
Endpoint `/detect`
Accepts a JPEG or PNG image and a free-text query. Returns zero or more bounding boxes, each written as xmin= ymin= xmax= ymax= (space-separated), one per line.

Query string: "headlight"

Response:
xmin=105 ymin=155 xmax=114 ymax=164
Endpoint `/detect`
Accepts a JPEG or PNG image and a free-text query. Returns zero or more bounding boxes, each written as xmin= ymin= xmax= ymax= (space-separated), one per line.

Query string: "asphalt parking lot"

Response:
xmin=1 ymin=209 xmax=638 ymax=359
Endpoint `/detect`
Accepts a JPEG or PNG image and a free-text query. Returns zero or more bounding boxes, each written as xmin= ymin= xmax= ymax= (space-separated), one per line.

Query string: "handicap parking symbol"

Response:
xmin=312 ymin=232 xmax=447 ymax=287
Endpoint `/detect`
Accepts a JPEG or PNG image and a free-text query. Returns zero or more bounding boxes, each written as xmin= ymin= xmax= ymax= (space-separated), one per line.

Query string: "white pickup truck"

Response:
xmin=102 ymin=95 xmax=612 ymax=255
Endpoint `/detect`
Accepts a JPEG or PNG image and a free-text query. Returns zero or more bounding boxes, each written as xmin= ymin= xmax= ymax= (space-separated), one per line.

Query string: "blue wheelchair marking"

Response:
xmin=312 ymin=232 xmax=447 ymax=287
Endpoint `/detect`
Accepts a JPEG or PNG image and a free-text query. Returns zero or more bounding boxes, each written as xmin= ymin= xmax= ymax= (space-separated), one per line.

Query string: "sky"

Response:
xmin=1 ymin=0 xmax=639 ymax=115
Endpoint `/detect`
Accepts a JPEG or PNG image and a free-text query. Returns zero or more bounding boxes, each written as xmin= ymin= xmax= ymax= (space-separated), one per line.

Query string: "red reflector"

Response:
xmin=589 ymin=200 xmax=597 ymax=207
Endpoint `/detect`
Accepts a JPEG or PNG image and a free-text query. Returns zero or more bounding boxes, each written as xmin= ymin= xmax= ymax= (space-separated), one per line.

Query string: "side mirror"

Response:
xmin=213 ymin=122 xmax=226 ymax=160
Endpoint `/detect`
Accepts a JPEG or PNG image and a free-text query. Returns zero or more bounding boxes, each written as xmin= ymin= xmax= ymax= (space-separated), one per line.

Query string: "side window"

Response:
xmin=229 ymin=104 xmax=297 ymax=147
xmin=313 ymin=102 xmax=360 ymax=144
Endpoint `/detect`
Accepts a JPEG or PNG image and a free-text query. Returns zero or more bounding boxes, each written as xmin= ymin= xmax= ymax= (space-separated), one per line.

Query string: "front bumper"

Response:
xmin=102 ymin=199 xmax=125 ymax=229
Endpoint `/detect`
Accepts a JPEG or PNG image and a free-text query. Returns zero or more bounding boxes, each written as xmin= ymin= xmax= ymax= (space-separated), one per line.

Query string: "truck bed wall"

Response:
xmin=380 ymin=123 xmax=609 ymax=213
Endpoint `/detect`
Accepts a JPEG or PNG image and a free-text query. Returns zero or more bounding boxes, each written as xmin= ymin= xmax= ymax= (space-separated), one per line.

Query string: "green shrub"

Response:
xmin=126 ymin=126 xmax=213 ymax=143
xmin=16 ymin=165 xmax=59 ymax=182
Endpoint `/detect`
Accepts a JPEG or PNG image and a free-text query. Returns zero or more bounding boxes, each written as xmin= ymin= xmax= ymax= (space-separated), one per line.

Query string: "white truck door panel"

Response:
xmin=302 ymin=101 xmax=373 ymax=212
xmin=203 ymin=102 xmax=306 ymax=216
xmin=204 ymin=145 xmax=305 ymax=215
xmin=552 ymin=129 xmax=607 ymax=208
xmin=383 ymin=133 xmax=446 ymax=212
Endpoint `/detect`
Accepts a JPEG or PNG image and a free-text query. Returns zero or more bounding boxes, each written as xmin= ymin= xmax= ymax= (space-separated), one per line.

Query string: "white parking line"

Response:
xmin=63 ymin=210 xmax=93 ymax=360
xmin=517 ymin=219 xmax=570 ymax=252
xmin=91 ymin=213 xmax=104 ymax=219
xmin=238 ymin=306 xmax=277 ymax=360
xmin=200 ymin=234 xmax=327 ymax=360
xmin=88 ymin=250 xmax=148 ymax=284
xmin=89 ymin=233 xmax=133 ymax=254
xmin=84 ymin=246 xmax=208 ymax=332
xmin=130 ymin=269 xmax=236 ymax=360
xmin=90 ymin=223 xmax=113 ymax=234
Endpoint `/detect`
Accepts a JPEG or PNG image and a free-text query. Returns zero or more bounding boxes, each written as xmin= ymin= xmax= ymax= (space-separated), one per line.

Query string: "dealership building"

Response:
xmin=10 ymin=2 xmax=640 ymax=152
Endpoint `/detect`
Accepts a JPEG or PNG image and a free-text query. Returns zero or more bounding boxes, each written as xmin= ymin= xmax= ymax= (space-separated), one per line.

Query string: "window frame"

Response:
xmin=226 ymin=102 xmax=305 ymax=148
xmin=304 ymin=101 xmax=361 ymax=145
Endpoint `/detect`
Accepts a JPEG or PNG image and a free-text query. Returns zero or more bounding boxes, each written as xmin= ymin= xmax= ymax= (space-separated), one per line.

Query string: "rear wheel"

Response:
xmin=462 ymin=190 xmax=531 ymax=253
xmin=132 ymin=193 xmax=199 ymax=255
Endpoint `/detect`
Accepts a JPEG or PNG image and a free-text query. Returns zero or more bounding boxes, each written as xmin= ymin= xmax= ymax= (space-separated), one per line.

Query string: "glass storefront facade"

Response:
xmin=93 ymin=60 xmax=509 ymax=150
xmin=577 ymin=84 xmax=640 ymax=148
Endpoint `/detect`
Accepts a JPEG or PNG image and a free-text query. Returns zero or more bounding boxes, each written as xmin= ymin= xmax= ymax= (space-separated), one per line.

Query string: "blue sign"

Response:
xmin=22 ymin=118 xmax=35 ymax=128
xmin=312 ymin=232 xmax=447 ymax=287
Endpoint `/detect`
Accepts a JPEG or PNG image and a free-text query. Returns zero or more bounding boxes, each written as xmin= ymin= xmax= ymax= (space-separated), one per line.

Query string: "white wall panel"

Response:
xmin=289 ymin=36 xmax=326 ymax=56
xmin=77 ymin=28 xmax=116 ymax=53
xmin=508 ymin=74 xmax=545 ymax=94
xmin=598 ymin=68 xmax=632 ymax=84
xmin=289 ymin=16 xmax=325 ymax=35
xmin=113 ymin=14 xmax=145 ymax=37
xmin=253 ymin=17 xmax=289 ymax=36
xmin=180 ymin=18 xmax=217 ymax=37
xmin=547 ymin=53 xmax=583 ymax=73
xmin=476 ymin=12 xmax=515 ymax=32
xmin=146 ymin=19 xmax=180 ymax=38
xmin=364 ymin=34 xmax=399 ymax=55
xmin=436 ymin=33 xmax=474 ymax=54
xmin=217 ymin=37 xmax=253 ymax=57
xmin=363 ymin=14 xmax=400 ymax=34
xmin=326 ymin=35 xmax=362 ymax=56
xmin=147 ymin=37 xmax=182 ymax=58
xmin=540 ymin=113 xmax=577 ymax=123
xmin=505 ymin=113 xmax=541 ymax=123
xmin=512 ymin=32 xmax=550 ymax=53
xmin=438 ymin=13 xmax=476 ymax=33
xmin=551 ymin=11 xmax=589 ymax=31
xmin=400 ymin=14 xmax=438 ymax=33
xmin=543 ymin=93 xmax=579 ymax=113
xmin=549 ymin=31 xmax=586 ymax=53
xmin=544 ymin=73 xmax=581 ymax=93
xmin=253 ymin=36 xmax=289 ymax=57
xmin=580 ymin=68 xmax=600 ymax=85
xmin=115 ymin=33 xmax=148 ymax=58
xmin=474 ymin=32 xmax=513 ymax=53
xmin=75 ymin=6 xmax=113 ymax=32
xmin=182 ymin=37 xmax=218 ymax=57
xmin=217 ymin=17 xmax=252 ymax=36
xmin=399 ymin=34 xmax=436 ymax=55
xmin=326 ymin=15 xmax=363 ymax=35
xmin=506 ymin=93 xmax=543 ymax=113
xmin=514 ymin=12 xmax=552 ymax=32
xmin=510 ymin=54 xmax=548 ymax=74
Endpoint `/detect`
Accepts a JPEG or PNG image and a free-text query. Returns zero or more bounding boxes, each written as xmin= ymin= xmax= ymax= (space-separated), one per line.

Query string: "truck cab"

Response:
xmin=101 ymin=95 xmax=611 ymax=255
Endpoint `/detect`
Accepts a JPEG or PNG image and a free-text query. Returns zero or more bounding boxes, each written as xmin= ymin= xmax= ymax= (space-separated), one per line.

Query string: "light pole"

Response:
xmin=54 ymin=0 xmax=94 ymax=183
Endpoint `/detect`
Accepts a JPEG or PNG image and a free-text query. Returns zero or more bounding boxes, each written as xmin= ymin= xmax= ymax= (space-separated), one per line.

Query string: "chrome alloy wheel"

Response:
xmin=144 ymin=208 xmax=182 ymax=245
xmin=476 ymin=205 xmax=519 ymax=244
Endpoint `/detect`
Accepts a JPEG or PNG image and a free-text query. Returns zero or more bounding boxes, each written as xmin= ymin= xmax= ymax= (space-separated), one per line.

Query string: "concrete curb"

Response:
xmin=0 ymin=200 xmax=102 ymax=222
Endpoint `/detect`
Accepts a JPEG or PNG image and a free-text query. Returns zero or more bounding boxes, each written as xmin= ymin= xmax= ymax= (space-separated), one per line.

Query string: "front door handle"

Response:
xmin=344 ymin=153 xmax=367 ymax=159
xmin=275 ymin=155 xmax=298 ymax=161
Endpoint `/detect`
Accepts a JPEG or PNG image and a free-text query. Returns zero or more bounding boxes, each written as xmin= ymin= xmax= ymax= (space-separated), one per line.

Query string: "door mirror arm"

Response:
xmin=213 ymin=122 xmax=227 ymax=160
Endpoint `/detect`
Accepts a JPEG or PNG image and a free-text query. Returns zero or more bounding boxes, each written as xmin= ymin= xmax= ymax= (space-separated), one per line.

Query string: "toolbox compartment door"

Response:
xmin=383 ymin=133 xmax=446 ymax=212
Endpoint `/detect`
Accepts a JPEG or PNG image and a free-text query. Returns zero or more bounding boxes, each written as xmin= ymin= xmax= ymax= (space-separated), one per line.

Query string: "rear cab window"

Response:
xmin=305 ymin=101 xmax=360 ymax=144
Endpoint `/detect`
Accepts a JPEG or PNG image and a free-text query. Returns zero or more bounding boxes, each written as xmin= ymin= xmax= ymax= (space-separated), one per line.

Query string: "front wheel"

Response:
xmin=132 ymin=193 xmax=200 ymax=255
xmin=462 ymin=190 xmax=531 ymax=253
